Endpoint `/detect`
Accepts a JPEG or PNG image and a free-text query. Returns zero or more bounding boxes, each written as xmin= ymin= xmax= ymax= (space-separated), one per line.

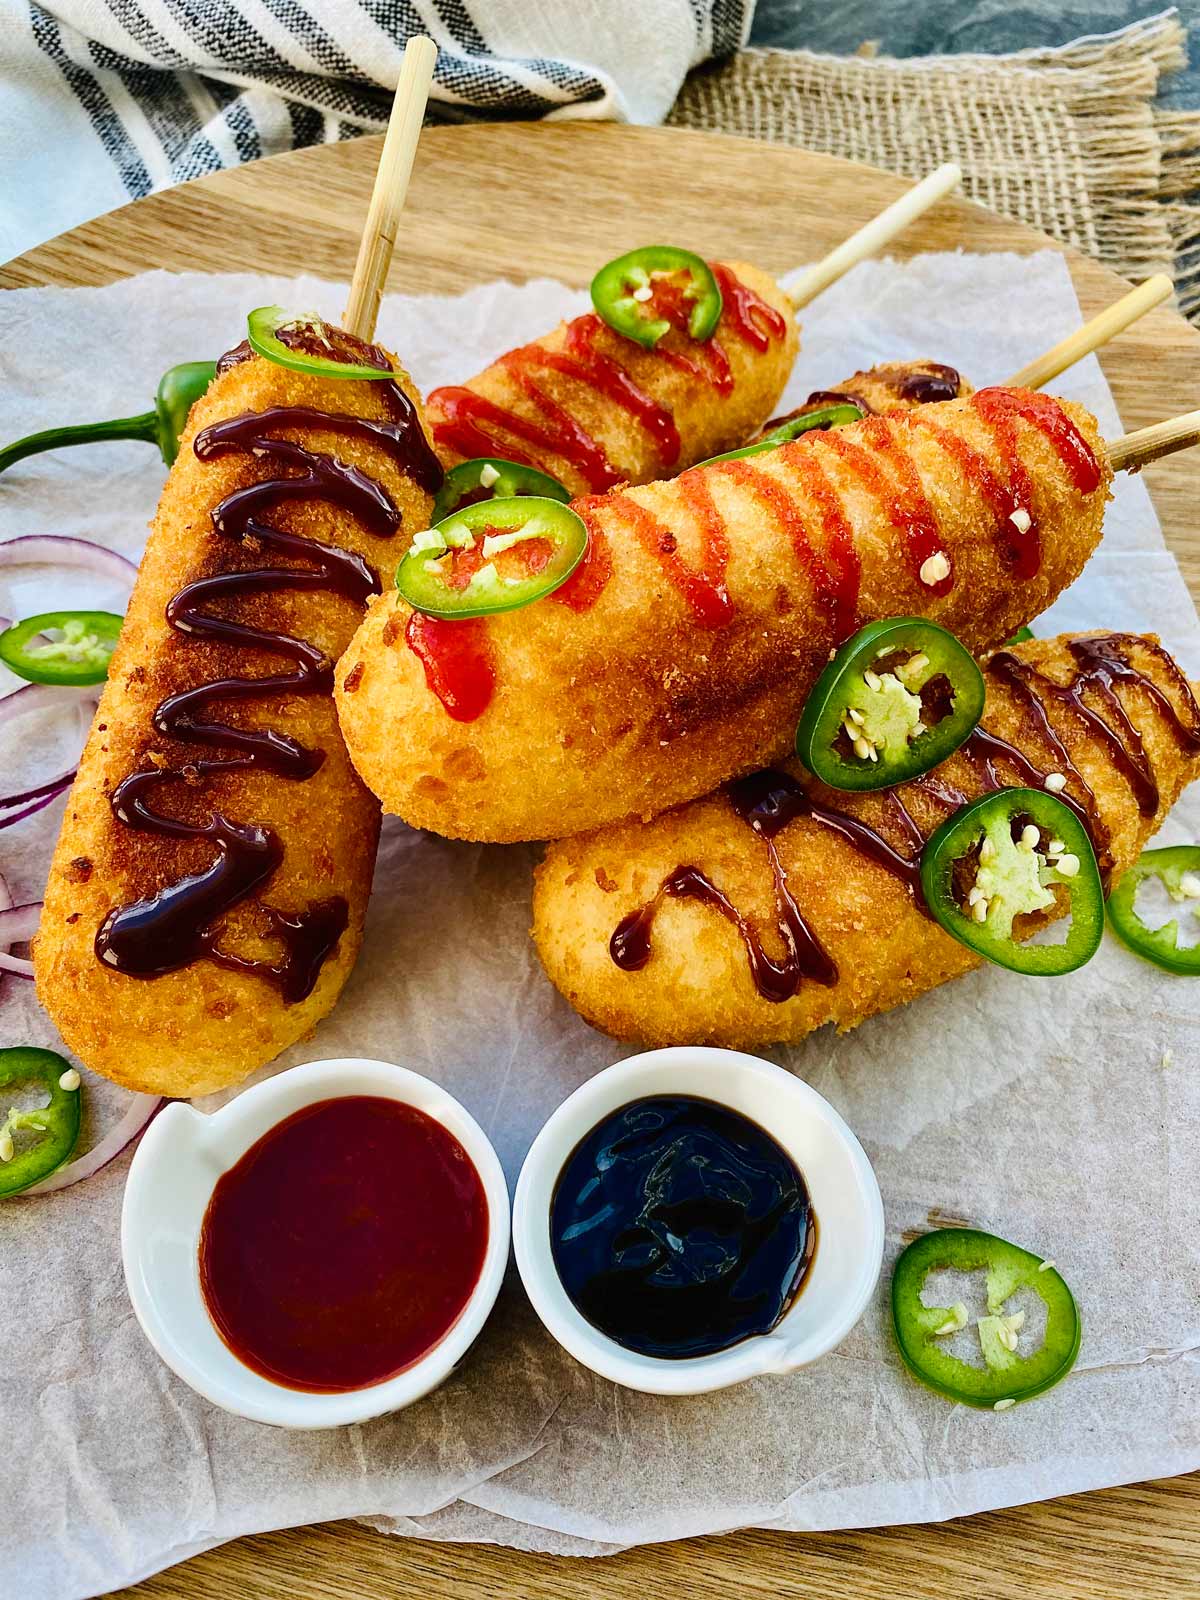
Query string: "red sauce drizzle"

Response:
xmin=907 ymin=412 xmax=1040 ymax=580
xmin=405 ymin=612 xmax=495 ymax=723
xmin=717 ymin=451 xmax=861 ymax=641
xmin=560 ymin=316 xmax=681 ymax=463
xmin=711 ymin=263 xmax=789 ymax=351
xmin=430 ymin=378 xmax=617 ymax=494
xmin=971 ymin=387 xmax=1101 ymax=495
xmin=199 ymin=1096 xmax=488 ymax=1393
xmin=609 ymin=634 xmax=1199 ymax=999
xmin=553 ymin=496 xmax=614 ymax=613
xmin=822 ymin=418 xmax=954 ymax=597
xmin=605 ymin=489 xmax=733 ymax=628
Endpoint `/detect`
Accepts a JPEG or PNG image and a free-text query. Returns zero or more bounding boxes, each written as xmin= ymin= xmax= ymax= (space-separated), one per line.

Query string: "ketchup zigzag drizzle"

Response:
xmin=427 ymin=264 xmax=787 ymax=492
xmin=610 ymin=636 xmax=1200 ymax=1001
xmin=96 ymin=368 xmax=441 ymax=1000
xmin=410 ymin=388 xmax=1102 ymax=723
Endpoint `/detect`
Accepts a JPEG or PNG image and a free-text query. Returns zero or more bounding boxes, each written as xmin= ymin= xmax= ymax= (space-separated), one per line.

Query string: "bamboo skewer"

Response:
xmin=1108 ymin=410 xmax=1200 ymax=473
xmin=1006 ymin=275 xmax=1174 ymax=390
xmin=343 ymin=35 xmax=438 ymax=343
xmin=783 ymin=164 xmax=963 ymax=311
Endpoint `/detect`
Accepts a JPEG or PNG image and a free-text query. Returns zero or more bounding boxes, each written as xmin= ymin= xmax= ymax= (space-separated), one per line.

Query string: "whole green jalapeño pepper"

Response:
xmin=920 ymin=788 xmax=1103 ymax=975
xmin=892 ymin=1228 xmax=1081 ymax=1409
xmin=0 ymin=610 xmax=123 ymax=687
xmin=590 ymin=247 xmax=723 ymax=350
xmin=697 ymin=402 xmax=863 ymax=469
xmin=0 ymin=360 xmax=216 ymax=476
xmin=432 ymin=458 xmax=571 ymax=524
xmin=0 ymin=1048 xmax=82 ymax=1197
xmin=396 ymin=496 xmax=589 ymax=620
xmin=1107 ymin=844 xmax=1200 ymax=975
xmin=795 ymin=618 xmax=985 ymax=792
xmin=246 ymin=307 xmax=392 ymax=380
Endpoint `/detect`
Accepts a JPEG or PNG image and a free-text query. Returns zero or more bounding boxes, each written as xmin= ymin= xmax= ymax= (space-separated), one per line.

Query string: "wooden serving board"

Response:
xmin=4 ymin=122 xmax=1200 ymax=1600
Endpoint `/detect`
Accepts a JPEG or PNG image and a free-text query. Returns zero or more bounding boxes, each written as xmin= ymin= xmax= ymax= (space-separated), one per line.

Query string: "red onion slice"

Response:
xmin=0 ymin=681 xmax=87 ymax=725
xmin=0 ymin=690 xmax=93 ymax=823
xmin=0 ymin=784 xmax=72 ymax=830
xmin=21 ymin=1091 xmax=164 ymax=1195
xmin=0 ymin=899 xmax=40 ymax=978
xmin=0 ymin=535 xmax=137 ymax=590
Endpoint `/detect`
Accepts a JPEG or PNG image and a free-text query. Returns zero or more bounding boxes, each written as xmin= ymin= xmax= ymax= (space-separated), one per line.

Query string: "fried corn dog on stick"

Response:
xmin=764 ymin=359 xmax=974 ymax=431
xmin=427 ymin=262 xmax=798 ymax=495
xmin=533 ymin=632 xmax=1200 ymax=1047
xmin=34 ymin=335 xmax=439 ymax=1098
xmin=335 ymin=389 xmax=1111 ymax=844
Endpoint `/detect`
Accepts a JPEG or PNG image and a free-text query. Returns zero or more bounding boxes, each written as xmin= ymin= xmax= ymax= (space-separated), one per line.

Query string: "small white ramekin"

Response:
xmin=513 ymin=1046 xmax=883 ymax=1395
xmin=121 ymin=1057 xmax=510 ymax=1429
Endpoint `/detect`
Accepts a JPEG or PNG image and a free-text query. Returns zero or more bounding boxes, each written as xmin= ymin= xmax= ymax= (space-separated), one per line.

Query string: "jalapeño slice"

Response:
xmin=920 ymin=788 xmax=1103 ymax=975
xmin=591 ymin=247 xmax=723 ymax=350
xmin=0 ymin=1048 xmax=82 ymax=1198
xmin=697 ymin=403 xmax=863 ymax=468
xmin=396 ymin=496 xmax=588 ymax=620
xmin=246 ymin=307 xmax=392 ymax=380
xmin=432 ymin=458 xmax=571 ymax=524
xmin=1107 ymin=844 xmax=1200 ymax=975
xmin=0 ymin=610 xmax=123 ymax=687
xmin=795 ymin=618 xmax=984 ymax=792
xmin=892 ymin=1228 xmax=1081 ymax=1409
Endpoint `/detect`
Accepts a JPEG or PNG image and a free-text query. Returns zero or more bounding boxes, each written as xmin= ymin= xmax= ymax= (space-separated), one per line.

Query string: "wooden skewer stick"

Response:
xmin=1108 ymin=409 xmax=1200 ymax=473
xmin=343 ymin=35 xmax=438 ymax=343
xmin=784 ymin=164 xmax=963 ymax=311
xmin=1006 ymin=274 xmax=1174 ymax=391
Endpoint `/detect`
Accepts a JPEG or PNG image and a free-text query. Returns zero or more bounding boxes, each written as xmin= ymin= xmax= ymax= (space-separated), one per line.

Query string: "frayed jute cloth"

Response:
xmin=669 ymin=9 xmax=1200 ymax=320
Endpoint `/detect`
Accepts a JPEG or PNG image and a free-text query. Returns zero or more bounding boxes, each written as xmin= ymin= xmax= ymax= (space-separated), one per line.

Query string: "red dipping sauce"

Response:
xmin=199 ymin=1096 xmax=489 ymax=1392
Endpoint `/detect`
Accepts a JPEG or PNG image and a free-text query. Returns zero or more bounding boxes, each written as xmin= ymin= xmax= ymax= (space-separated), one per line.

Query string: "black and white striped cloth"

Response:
xmin=0 ymin=0 xmax=752 ymax=260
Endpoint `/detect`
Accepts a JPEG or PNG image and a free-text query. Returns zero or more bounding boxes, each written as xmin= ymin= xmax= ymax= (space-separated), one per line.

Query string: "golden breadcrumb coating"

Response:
xmin=34 ymin=347 xmax=434 ymax=1098
xmin=532 ymin=633 xmax=1200 ymax=1048
xmin=336 ymin=391 xmax=1111 ymax=844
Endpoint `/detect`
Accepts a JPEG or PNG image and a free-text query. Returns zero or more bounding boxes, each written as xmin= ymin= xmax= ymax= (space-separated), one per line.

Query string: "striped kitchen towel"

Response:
xmin=0 ymin=0 xmax=751 ymax=261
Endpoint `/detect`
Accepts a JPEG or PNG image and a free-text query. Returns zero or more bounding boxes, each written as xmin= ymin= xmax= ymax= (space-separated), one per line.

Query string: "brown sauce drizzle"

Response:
xmin=610 ymin=634 xmax=1200 ymax=1001
xmin=95 ymin=352 xmax=440 ymax=1000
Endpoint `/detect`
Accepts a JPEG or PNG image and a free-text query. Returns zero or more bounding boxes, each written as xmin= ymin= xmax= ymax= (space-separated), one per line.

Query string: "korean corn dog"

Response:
xmin=428 ymin=262 xmax=798 ymax=495
xmin=335 ymin=388 xmax=1111 ymax=843
xmin=34 ymin=333 xmax=440 ymax=1098
xmin=762 ymin=358 xmax=974 ymax=431
xmin=533 ymin=632 xmax=1200 ymax=1047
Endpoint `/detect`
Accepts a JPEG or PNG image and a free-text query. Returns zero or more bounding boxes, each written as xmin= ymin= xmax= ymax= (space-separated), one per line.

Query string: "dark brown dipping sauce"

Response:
xmin=199 ymin=1096 xmax=488 ymax=1392
xmin=550 ymin=1095 xmax=816 ymax=1359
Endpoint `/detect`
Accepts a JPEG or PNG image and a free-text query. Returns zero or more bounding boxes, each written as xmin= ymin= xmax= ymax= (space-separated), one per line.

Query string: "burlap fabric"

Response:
xmin=669 ymin=10 xmax=1200 ymax=320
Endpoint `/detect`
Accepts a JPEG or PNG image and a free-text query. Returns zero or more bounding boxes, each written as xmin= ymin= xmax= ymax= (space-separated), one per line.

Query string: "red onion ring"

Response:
xmin=0 ymin=690 xmax=93 ymax=824
xmin=0 ymin=535 xmax=137 ymax=590
xmin=21 ymin=1091 xmax=164 ymax=1196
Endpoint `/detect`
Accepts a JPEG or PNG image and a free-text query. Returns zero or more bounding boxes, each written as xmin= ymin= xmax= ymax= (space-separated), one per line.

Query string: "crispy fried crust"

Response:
xmin=34 ymin=351 xmax=435 ymax=1098
xmin=428 ymin=262 xmax=798 ymax=495
xmin=532 ymin=633 xmax=1200 ymax=1048
xmin=336 ymin=392 xmax=1111 ymax=844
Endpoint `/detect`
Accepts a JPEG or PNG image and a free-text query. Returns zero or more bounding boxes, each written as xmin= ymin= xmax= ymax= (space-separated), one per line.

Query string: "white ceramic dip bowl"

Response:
xmin=513 ymin=1046 xmax=884 ymax=1395
xmin=121 ymin=1057 xmax=510 ymax=1428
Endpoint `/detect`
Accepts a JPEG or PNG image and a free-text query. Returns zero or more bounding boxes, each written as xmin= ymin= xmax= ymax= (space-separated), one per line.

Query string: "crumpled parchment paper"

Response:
xmin=1 ymin=252 xmax=1198 ymax=1600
